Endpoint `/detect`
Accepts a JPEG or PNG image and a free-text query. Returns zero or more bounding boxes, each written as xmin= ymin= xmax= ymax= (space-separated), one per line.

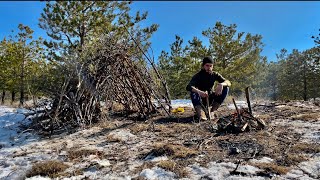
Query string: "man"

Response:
xmin=186 ymin=57 xmax=231 ymax=120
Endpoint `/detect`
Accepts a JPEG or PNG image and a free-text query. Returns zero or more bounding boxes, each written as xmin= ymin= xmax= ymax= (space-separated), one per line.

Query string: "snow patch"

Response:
xmin=140 ymin=167 xmax=176 ymax=180
xmin=249 ymin=157 xmax=274 ymax=164
xmin=187 ymin=161 xmax=264 ymax=179
xmin=26 ymin=176 xmax=51 ymax=180
xmin=108 ymin=129 xmax=136 ymax=141
xmin=187 ymin=162 xmax=235 ymax=179
xmin=145 ymin=155 xmax=168 ymax=162
xmin=278 ymin=119 xmax=320 ymax=143
xmin=283 ymin=156 xmax=320 ymax=179
xmin=96 ymin=159 xmax=111 ymax=167
xmin=0 ymin=106 xmax=37 ymax=148
xmin=237 ymin=164 xmax=262 ymax=175
xmin=227 ymin=101 xmax=248 ymax=109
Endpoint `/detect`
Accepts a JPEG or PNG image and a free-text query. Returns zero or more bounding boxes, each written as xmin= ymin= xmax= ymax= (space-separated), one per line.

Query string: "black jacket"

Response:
xmin=186 ymin=69 xmax=227 ymax=93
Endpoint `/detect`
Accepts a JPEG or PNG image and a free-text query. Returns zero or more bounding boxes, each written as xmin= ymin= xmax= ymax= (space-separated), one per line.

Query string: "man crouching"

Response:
xmin=186 ymin=57 xmax=231 ymax=121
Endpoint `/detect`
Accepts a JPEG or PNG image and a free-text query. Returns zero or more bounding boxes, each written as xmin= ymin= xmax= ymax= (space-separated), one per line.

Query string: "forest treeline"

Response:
xmin=0 ymin=1 xmax=319 ymax=107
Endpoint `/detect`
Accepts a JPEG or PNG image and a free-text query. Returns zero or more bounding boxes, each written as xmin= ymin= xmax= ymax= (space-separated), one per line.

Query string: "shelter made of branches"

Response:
xmin=34 ymin=34 xmax=171 ymax=133
xmin=87 ymin=35 xmax=170 ymax=118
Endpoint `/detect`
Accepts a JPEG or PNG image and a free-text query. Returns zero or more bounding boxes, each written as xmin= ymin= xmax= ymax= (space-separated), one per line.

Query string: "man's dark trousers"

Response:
xmin=190 ymin=87 xmax=229 ymax=107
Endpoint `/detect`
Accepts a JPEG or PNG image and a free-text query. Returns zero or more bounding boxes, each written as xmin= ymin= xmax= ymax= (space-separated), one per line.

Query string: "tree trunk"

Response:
xmin=303 ymin=76 xmax=307 ymax=101
xmin=303 ymin=61 xmax=307 ymax=101
xmin=272 ymin=82 xmax=277 ymax=101
xmin=11 ymin=91 xmax=15 ymax=105
xmin=20 ymin=50 xmax=25 ymax=106
xmin=20 ymin=90 xmax=24 ymax=106
xmin=1 ymin=90 xmax=5 ymax=104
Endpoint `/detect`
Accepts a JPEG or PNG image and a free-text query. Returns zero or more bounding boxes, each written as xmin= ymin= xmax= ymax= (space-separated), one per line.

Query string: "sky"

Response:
xmin=0 ymin=1 xmax=319 ymax=62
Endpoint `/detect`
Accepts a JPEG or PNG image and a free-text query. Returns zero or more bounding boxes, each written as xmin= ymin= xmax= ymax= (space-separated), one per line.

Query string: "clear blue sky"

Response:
xmin=0 ymin=1 xmax=319 ymax=62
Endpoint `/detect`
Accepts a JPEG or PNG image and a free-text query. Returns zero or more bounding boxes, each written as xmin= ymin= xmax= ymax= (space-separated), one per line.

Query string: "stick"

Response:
xmin=205 ymin=93 xmax=211 ymax=121
xmin=241 ymin=122 xmax=248 ymax=132
xmin=232 ymin=98 xmax=243 ymax=122
xmin=245 ymin=87 xmax=252 ymax=114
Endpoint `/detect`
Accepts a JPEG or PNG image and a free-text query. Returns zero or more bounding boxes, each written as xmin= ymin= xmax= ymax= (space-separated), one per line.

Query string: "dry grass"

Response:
xmin=158 ymin=160 xmax=189 ymax=178
xmin=284 ymin=154 xmax=308 ymax=166
xmin=256 ymin=114 xmax=272 ymax=121
xmin=291 ymin=142 xmax=320 ymax=154
xmin=133 ymin=161 xmax=155 ymax=175
xmin=158 ymin=160 xmax=176 ymax=171
xmin=291 ymin=113 xmax=320 ymax=121
xmin=150 ymin=144 xmax=198 ymax=159
xmin=57 ymin=169 xmax=84 ymax=179
xmin=12 ymin=151 xmax=29 ymax=158
xmin=154 ymin=124 xmax=168 ymax=132
xmin=105 ymin=134 xmax=122 ymax=143
xmin=253 ymin=162 xmax=290 ymax=175
xmin=169 ymin=123 xmax=191 ymax=131
xmin=132 ymin=176 xmax=147 ymax=180
xmin=129 ymin=123 xmax=149 ymax=134
xmin=67 ymin=149 xmax=104 ymax=161
xmin=1 ymin=100 xmax=20 ymax=108
xmin=26 ymin=160 xmax=69 ymax=178
xmin=98 ymin=121 xmax=118 ymax=129
xmin=112 ymin=102 xmax=125 ymax=111
xmin=157 ymin=123 xmax=193 ymax=136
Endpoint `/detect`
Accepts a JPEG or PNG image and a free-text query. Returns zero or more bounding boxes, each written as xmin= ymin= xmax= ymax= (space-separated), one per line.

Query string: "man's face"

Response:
xmin=203 ymin=63 xmax=213 ymax=73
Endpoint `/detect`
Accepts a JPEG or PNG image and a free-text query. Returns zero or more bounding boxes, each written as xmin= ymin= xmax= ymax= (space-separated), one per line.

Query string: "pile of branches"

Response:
xmin=32 ymin=34 xmax=171 ymax=134
xmin=217 ymin=107 xmax=266 ymax=133
xmin=217 ymin=88 xmax=266 ymax=133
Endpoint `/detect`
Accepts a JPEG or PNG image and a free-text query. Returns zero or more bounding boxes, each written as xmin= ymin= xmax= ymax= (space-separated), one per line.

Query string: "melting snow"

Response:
xmin=108 ymin=129 xmax=136 ymax=141
xmin=1 ymin=100 xmax=320 ymax=179
xmin=227 ymin=100 xmax=248 ymax=109
xmin=249 ymin=157 xmax=274 ymax=164
xmin=0 ymin=106 xmax=36 ymax=147
xmin=140 ymin=167 xmax=176 ymax=180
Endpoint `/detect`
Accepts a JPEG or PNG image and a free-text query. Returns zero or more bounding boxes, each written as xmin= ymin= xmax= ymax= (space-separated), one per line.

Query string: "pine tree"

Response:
xmin=202 ymin=22 xmax=265 ymax=96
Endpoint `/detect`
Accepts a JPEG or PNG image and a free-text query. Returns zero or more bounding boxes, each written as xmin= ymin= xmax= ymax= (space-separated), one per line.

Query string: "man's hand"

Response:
xmin=191 ymin=86 xmax=209 ymax=98
xmin=198 ymin=90 xmax=208 ymax=98
xmin=215 ymin=83 xmax=223 ymax=96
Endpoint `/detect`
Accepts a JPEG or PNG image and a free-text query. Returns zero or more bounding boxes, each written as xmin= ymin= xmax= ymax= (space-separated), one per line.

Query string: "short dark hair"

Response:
xmin=202 ymin=56 xmax=214 ymax=65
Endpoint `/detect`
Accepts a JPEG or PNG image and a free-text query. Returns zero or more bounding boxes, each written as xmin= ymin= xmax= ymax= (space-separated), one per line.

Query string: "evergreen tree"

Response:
xmin=39 ymin=1 xmax=158 ymax=61
xmin=202 ymin=22 xmax=265 ymax=96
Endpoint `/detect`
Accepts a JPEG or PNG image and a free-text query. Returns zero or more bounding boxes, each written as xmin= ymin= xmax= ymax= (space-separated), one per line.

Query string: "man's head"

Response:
xmin=202 ymin=56 xmax=214 ymax=73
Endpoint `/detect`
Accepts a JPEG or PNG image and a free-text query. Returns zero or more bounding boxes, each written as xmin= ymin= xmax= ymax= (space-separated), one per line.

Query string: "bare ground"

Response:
xmin=4 ymin=101 xmax=320 ymax=179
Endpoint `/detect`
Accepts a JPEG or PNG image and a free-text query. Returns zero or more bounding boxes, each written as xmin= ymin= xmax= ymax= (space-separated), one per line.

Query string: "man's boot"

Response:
xmin=194 ymin=105 xmax=207 ymax=121
xmin=210 ymin=102 xmax=221 ymax=119
xmin=210 ymin=102 xmax=220 ymax=112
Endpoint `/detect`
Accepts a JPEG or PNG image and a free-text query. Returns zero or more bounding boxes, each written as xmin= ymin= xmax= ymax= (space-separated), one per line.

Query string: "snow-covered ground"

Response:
xmin=0 ymin=106 xmax=40 ymax=179
xmin=0 ymin=100 xmax=319 ymax=179
xmin=0 ymin=106 xmax=38 ymax=148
